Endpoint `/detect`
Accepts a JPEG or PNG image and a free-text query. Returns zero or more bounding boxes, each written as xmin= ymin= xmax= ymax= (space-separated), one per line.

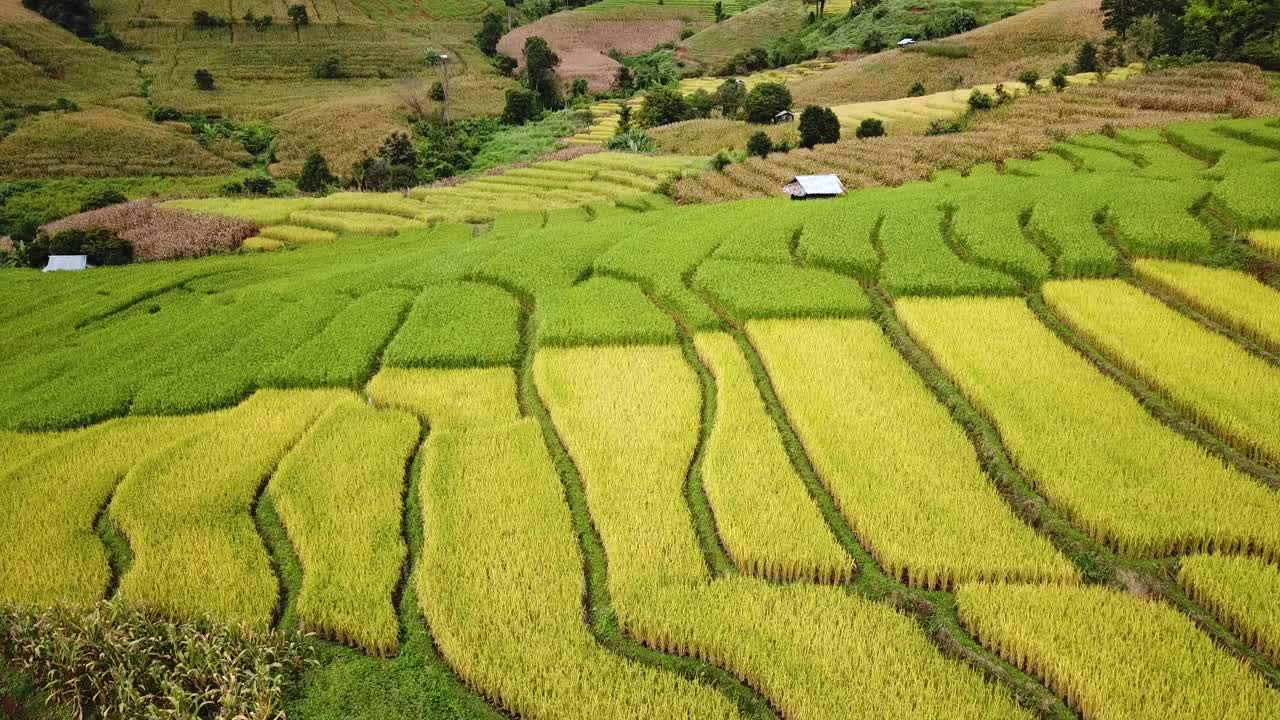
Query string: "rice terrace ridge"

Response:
xmin=1 ymin=0 xmax=1280 ymax=718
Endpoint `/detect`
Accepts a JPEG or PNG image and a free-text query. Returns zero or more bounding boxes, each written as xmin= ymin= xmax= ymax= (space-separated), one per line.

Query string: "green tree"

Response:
xmin=570 ymin=77 xmax=590 ymax=100
xmin=687 ymin=90 xmax=717 ymax=119
xmin=861 ymin=29 xmax=887 ymax=53
xmin=314 ymin=55 xmax=343 ymax=79
xmin=476 ymin=12 xmax=503 ymax=56
xmin=638 ymin=86 xmax=689 ymax=127
xmin=615 ymin=65 xmax=635 ymax=94
xmin=967 ymin=89 xmax=995 ymax=111
xmin=1018 ymin=68 xmax=1041 ymax=93
xmin=288 ymin=4 xmax=308 ymax=38
xmin=1075 ymin=41 xmax=1099 ymax=72
xmin=1051 ymin=65 xmax=1070 ymax=92
xmin=715 ymin=78 xmax=746 ymax=118
xmin=524 ymin=36 xmax=564 ymax=110
xmin=800 ymin=106 xmax=840 ymax=148
xmin=502 ymin=86 xmax=539 ymax=125
xmin=298 ymin=150 xmax=336 ymax=193
xmin=855 ymin=117 xmax=884 ymax=139
xmin=379 ymin=132 xmax=418 ymax=167
xmin=742 ymin=82 xmax=792 ymax=124
xmin=713 ymin=1 xmax=724 ymax=22
xmin=746 ymin=131 xmax=773 ymax=158
xmin=617 ymin=105 xmax=632 ymax=133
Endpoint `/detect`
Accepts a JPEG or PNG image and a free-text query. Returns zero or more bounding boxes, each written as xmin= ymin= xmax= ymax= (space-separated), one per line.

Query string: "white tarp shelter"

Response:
xmin=898 ymin=38 xmax=916 ymax=46
xmin=782 ymin=175 xmax=846 ymax=200
xmin=43 ymin=255 xmax=89 ymax=272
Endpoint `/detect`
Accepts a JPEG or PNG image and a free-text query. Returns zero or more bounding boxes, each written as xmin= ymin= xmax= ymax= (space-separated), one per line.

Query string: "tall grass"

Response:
xmin=898 ymin=296 xmax=1280 ymax=560
xmin=694 ymin=332 xmax=853 ymax=583
xmin=271 ymin=400 xmax=420 ymax=656
xmin=957 ymin=583 xmax=1280 ymax=718
xmin=114 ymin=389 xmax=346 ymax=627
xmin=1045 ymin=280 xmax=1280 ymax=467
xmin=748 ymin=319 xmax=1077 ymax=589
xmin=1134 ymin=259 xmax=1280 ymax=353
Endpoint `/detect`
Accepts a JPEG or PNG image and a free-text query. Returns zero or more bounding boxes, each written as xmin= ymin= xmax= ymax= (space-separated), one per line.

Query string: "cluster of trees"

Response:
xmin=715 ymin=39 xmax=814 ymax=77
xmin=192 ymin=5 xmax=309 ymax=32
xmin=632 ymin=81 xmax=798 ymax=128
xmin=502 ymin=37 xmax=566 ymax=125
xmin=1101 ymin=0 xmax=1280 ymax=68
xmin=21 ymin=0 xmax=120 ymax=49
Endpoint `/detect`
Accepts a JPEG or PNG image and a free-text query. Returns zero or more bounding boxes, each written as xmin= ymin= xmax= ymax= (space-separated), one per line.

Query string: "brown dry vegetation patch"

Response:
xmin=675 ymin=63 xmax=1277 ymax=203
xmin=790 ymin=0 xmax=1107 ymax=107
xmin=269 ymin=92 xmax=411 ymax=178
xmin=497 ymin=8 xmax=707 ymax=92
xmin=0 ymin=107 xmax=236 ymax=180
xmin=42 ymin=200 xmax=258 ymax=261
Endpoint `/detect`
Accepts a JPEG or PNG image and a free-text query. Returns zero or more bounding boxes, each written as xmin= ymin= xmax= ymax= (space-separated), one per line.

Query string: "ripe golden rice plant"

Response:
xmin=957 ymin=583 xmax=1280 ymax=719
xmin=535 ymin=345 xmax=1033 ymax=719
xmin=114 ymin=389 xmax=347 ymax=627
xmin=1044 ymin=279 xmax=1280 ymax=467
xmin=1178 ymin=554 xmax=1280 ymax=665
xmin=270 ymin=400 xmax=420 ymax=656
xmin=367 ymin=367 xmax=521 ymax=429
xmin=0 ymin=416 xmax=207 ymax=606
xmin=898 ymin=296 xmax=1280 ymax=560
xmin=747 ymin=319 xmax=1077 ymax=589
xmin=694 ymin=333 xmax=853 ymax=584
xmin=258 ymin=225 xmax=338 ymax=246
xmin=1250 ymin=230 xmax=1280 ymax=260
xmin=1134 ymin=259 xmax=1280 ymax=354
xmin=419 ymin=419 xmax=739 ymax=720
xmin=288 ymin=210 xmax=424 ymax=237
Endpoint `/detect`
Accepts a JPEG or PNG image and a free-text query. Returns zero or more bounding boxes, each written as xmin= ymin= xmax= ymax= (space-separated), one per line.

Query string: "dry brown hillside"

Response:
xmin=791 ymin=0 xmax=1108 ymax=107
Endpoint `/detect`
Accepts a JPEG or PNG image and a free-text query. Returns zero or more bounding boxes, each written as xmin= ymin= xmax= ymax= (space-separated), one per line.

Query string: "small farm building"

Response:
xmin=782 ymin=175 xmax=846 ymax=200
xmin=898 ymin=38 xmax=916 ymax=47
xmin=774 ymin=109 xmax=796 ymax=124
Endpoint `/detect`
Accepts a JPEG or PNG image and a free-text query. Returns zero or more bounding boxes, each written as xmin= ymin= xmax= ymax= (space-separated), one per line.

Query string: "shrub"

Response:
xmin=298 ymin=150 xmax=336 ymax=193
xmin=502 ymin=87 xmax=539 ymax=125
xmin=1076 ymin=41 xmax=1099 ymax=73
xmin=80 ymin=188 xmax=126 ymax=212
xmin=28 ymin=228 xmax=131 ymax=267
xmin=747 ymin=131 xmax=773 ymax=158
xmin=800 ymin=106 xmax=841 ymax=148
xmin=242 ymin=175 xmax=276 ymax=196
xmin=605 ymin=129 xmax=658 ymax=153
xmin=314 ymin=55 xmax=344 ymax=80
xmin=909 ymin=82 xmax=926 ymax=97
xmin=430 ymin=81 xmax=446 ymax=101
xmin=743 ymin=82 xmax=792 ymax=124
xmin=492 ymin=53 xmax=518 ymax=76
xmin=994 ymin=83 xmax=1011 ymax=105
xmin=192 ymin=10 xmax=229 ymax=29
xmin=0 ymin=602 xmax=313 ymax=720
xmin=194 ymin=69 xmax=215 ymax=91
xmin=710 ymin=151 xmax=732 ymax=171
xmin=1019 ymin=69 xmax=1041 ymax=93
xmin=149 ymin=105 xmax=182 ymax=122
xmin=1051 ymin=65 xmax=1069 ymax=92
xmin=855 ymin=118 xmax=884 ymax=140
xmin=716 ymin=79 xmax=746 ymax=119
xmin=476 ymin=11 xmax=503 ymax=56
xmin=639 ymin=86 xmax=689 ymax=128
xmin=926 ymin=119 xmax=964 ymax=135
xmin=862 ymin=29 xmax=887 ymax=53
xmin=570 ymin=78 xmax=590 ymax=100
xmin=968 ymin=89 xmax=995 ymax=111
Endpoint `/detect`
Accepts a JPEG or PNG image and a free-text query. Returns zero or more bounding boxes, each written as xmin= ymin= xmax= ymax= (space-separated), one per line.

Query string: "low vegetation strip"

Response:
xmin=1178 ymin=554 xmax=1280 ymax=666
xmin=957 ymin=583 xmax=1280 ymax=719
xmin=0 ymin=416 xmax=206 ymax=606
xmin=1134 ymin=259 xmax=1280 ymax=354
xmin=114 ymin=389 xmax=346 ymax=627
xmin=420 ymin=419 xmax=739 ymax=720
xmin=897 ymin=297 xmax=1280 ymax=560
xmin=383 ymin=283 xmax=520 ymax=369
xmin=748 ymin=319 xmax=1076 ymax=589
xmin=1044 ymin=280 xmax=1280 ymax=468
xmin=271 ymin=400 xmax=420 ymax=656
xmin=367 ymin=367 xmax=521 ymax=430
xmin=535 ymin=344 xmax=1034 ymax=719
xmin=693 ymin=332 xmax=853 ymax=583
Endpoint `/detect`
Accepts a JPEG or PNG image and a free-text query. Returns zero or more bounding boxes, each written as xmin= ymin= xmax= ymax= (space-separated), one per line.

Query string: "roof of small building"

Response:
xmin=783 ymin=175 xmax=845 ymax=197
xmin=898 ymin=38 xmax=916 ymax=45
xmin=775 ymin=109 xmax=795 ymax=118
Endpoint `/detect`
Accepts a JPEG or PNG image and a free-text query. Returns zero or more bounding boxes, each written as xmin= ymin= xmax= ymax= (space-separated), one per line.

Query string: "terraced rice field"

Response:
xmin=580 ymin=0 xmax=747 ymax=20
xmin=3 ymin=116 xmax=1280 ymax=719
xmin=567 ymin=98 xmax=647 ymax=146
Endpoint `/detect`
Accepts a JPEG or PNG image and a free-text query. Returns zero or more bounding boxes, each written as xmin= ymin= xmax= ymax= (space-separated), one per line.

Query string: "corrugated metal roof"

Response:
xmin=790 ymin=175 xmax=845 ymax=196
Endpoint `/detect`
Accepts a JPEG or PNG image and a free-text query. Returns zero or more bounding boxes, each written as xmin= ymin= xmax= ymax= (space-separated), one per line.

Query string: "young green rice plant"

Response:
xmin=693 ymin=261 xmax=870 ymax=321
xmin=879 ymin=202 xmax=1020 ymax=297
xmin=419 ymin=419 xmax=740 ymax=720
xmin=258 ymin=225 xmax=338 ymax=246
xmin=957 ymin=583 xmax=1280 ymax=719
xmin=382 ymin=283 xmax=520 ymax=369
xmin=1178 ymin=554 xmax=1280 ymax=665
xmin=1025 ymin=199 xmax=1119 ymax=278
xmin=0 ymin=416 xmax=208 ymax=606
xmin=114 ymin=389 xmax=347 ymax=627
xmin=270 ymin=399 xmax=420 ymax=656
xmin=262 ymin=289 xmax=412 ymax=389
xmin=794 ymin=199 xmax=880 ymax=280
xmin=1164 ymin=121 xmax=1276 ymax=179
xmin=1053 ymin=142 xmax=1138 ymax=173
xmin=1251 ymin=230 xmax=1280 ymax=260
xmin=898 ymin=296 xmax=1280 ymax=560
xmin=534 ymin=345 xmax=1034 ymax=719
xmin=1045 ymin=280 xmax=1280 ymax=468
xmin=707 ymin=199 xmax=802 ymax=264
xmin=949 ymin=206 xmax=1051 ymax=284
xmin=367 ymin=367 xmax=521 ymax=430
xmin=535 ymin=277 xmax=678 ymax=347
xmin=748 ymin=319 xmax=1078 ymax=589
xmin=1134 ymin=259 xmax=1280 ymax=353
xmin=1106 ymin=178 xmax=1213 ymax=260
xmin=288 ymin=210 xmax=423 ymax=237
xmin=694 ymin=333 xmax=853 ymax=584
xmin=1213 ymin=161 xmax=1280 ymax=228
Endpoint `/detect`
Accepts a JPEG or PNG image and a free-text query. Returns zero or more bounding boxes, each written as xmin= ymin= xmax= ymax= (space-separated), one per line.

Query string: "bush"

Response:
xmin=747 ymin=131 xmax=773 ymax=158
xmin=1076 ymin=41 xmax=1099 ymax=73
xmin=638 ymin=86 xmax=689 ymax=128
xmin=314 ymin=55 xmax=344 ymax=80
xmin=1051 ymin=65 xmax=1070 ymax=92
xmin=0 ymin=602 xmax=312 ymax=720
xmin=570 ymin=77 xmax=590 ymax=100
xmin=926 ymin=119 xmax=964 ymax=135
xmin=242 ymin=175 xmax=275 ymax=196
xmin=80 ymin=188 xmax=126 ymax=212
xmin=476 ymin=11 xmax=503 ymax=56
xmin=1019 ymin=68 xmax=1041 ymax=93
xmin=605 ymin=129 xmax=658 ymax=153
xmin=430 ymin=81 xmax=446 ymax=101
xmin=192 ymin=10 xmax=229 ymax=29
xmin=502 ymin=87 xmax=539 ymax=125
xmin=968 ymin=89 xmax=994 ymax=111
xmin=908 ymin=81 xmax=926 ymax=97
xmin=194 ymin=69 xmax=215 ymax=91
xmin=149 ymin=105 xmax=182 ymax=122
xmin=492 ymin=54 xmax=518 ymax=77
xmin=28 ymin=228 xmax=131 ymax=267
xmin=855 ymin=118 xmax=884 ymax=139
xmin=710 ymin=151 xmax=732 ymax=171
xmin=298 ymin=150 xmax=336 ymax=193
xmin=687 ymin=90 xmax=717 ymax=120
xmin=743 ymin=82 xmax=792 ymax=124
xmin=861 ymin=29 xmax=887 ymax=53
xmin=800 ymin=106 xmax=841 ymax=148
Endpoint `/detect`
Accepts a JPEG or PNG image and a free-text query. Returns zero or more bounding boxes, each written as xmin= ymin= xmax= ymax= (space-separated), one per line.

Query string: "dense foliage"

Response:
xmin=1102 ymin=0 xmax=1280 ymax=68
xmin=21 ymin=0 xmax=120 ymax=49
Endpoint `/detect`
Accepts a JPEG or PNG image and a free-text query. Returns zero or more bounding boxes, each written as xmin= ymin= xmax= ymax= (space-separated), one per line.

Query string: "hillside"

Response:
xmin=676 ymin=0 xmax=808 ymax=70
